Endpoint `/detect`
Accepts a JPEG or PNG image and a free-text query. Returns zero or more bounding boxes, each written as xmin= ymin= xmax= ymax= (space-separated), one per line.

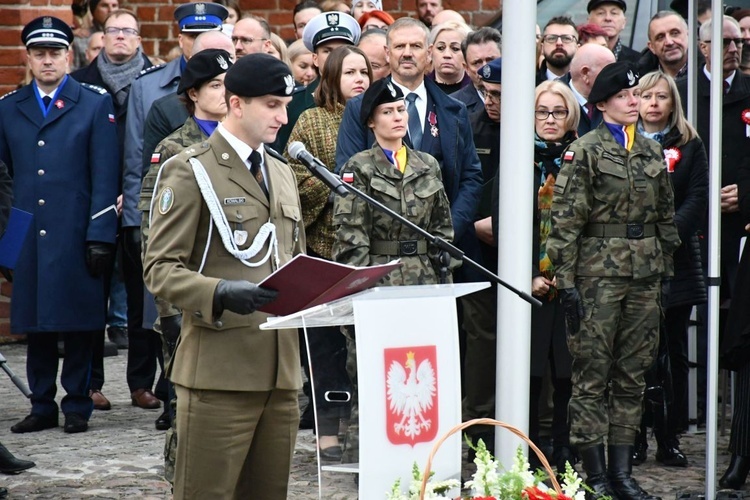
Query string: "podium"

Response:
xmin=261 ymin=282 xmax=489 ymax=499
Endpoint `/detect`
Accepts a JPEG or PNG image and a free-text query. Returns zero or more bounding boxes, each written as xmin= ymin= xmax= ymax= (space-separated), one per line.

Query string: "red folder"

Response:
xmin=258 ymin=254 xmax=402 ymax=316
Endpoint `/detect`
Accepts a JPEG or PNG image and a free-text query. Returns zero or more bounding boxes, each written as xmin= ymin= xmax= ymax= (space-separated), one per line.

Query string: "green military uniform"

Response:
xmin=332 ymin=144 xmax=455 ymax=462
xmin=138 ymin=116 xmax=206 ymax=485
xmin=547 ymin=122 xmax=680 ymax=448
xmin=143 ymin=128 xmax=305 ymax=499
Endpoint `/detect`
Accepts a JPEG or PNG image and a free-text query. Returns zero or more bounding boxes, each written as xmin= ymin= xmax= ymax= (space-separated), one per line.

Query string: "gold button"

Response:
xmin=37 ymin=140 xmax=45 ymax=147
xmin=38 ymin=169 xmax=45 ymax=176
xmin=38 ymin=199 xmax=45 ymax=206
xmin=39 ymin=229 xmax=46 ymax=236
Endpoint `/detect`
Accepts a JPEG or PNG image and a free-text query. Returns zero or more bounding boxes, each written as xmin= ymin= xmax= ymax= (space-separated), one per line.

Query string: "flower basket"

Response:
xmin=419 ymin=418 xmax=563 ymax=500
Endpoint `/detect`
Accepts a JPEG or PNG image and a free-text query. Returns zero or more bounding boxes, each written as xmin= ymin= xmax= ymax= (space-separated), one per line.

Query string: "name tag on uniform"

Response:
xmin=224 ymin=197 xmax=246 ymax=205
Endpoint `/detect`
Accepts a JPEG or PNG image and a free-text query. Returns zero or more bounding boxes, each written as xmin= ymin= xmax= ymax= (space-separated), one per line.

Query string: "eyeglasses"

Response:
xmin=479 ymin=89 xmax=502 ymax=102
xmin=104 ymin=27 xmax=139 ymax=37
xmin=231 ymin=36 xmax=269 ymax=46
xmin=542 ymin=34 xmax=577 ymax=44
xmin=703 ymin=37 xmax=744 ymax=48
xmin=535 ymin=109 xmax=569 ymax=120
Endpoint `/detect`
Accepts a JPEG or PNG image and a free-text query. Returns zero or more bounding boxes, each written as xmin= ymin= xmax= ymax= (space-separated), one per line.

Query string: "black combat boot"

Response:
xmin=653 ymin=405 xmax=687 ymax=467
xmin=719 ymin=454 xmax=750 ymax=490
xmin=0 ymin=442 xmax=35 ymax=474
xmin=632 ymin=422 xmax=648 ymax=466
xmin=579 ymin=444 xmax=618 ymax=500
xmin=608 ymin=444 xmax=661 ymax=499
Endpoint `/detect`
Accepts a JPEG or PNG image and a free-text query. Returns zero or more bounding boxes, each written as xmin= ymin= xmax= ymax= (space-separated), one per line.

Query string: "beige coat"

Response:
xmin=143 ymin=131 xmax=305 ymax=392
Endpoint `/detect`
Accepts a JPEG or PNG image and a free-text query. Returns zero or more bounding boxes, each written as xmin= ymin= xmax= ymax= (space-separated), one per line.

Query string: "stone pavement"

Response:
xmin=0 ymin=340 xmax=746 ymax=499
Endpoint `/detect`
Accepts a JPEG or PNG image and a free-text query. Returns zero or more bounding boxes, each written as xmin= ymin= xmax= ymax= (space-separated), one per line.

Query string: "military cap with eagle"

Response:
xmin=478 ymin=57 xmax=502 ymax=84
xmin=174 ymin=2 xmax=228 ymax=33
xmin=224 ymin=53 xmax=295 ymax=98
xmin=359 ymin=78 xmax=405 ymax=125
xmin=22 ymin=16 xmax=74 ymax=49
xmin=177 ymin=49 xmax=233 ymax=94
xmin=587 ymin=60 xmax=640 ymax=104
xmin=302 ymin=11 xmax=361 ymax=52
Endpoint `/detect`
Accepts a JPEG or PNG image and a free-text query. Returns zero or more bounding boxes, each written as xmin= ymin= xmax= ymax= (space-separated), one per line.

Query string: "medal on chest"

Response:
xmin=742 ymin=109 xmax=750 ymax=138
xmin=428 ymin=111 xmax=438 ymax=137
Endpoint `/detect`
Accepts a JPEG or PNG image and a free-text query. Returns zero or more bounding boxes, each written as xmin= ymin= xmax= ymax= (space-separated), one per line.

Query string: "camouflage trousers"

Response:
xmin=568 ymin=276 xmax=660 ymax=448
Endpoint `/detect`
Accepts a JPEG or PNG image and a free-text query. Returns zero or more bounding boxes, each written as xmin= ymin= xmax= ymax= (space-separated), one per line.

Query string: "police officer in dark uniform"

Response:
xmin=0 ymin=16 xmax=119 ymax=434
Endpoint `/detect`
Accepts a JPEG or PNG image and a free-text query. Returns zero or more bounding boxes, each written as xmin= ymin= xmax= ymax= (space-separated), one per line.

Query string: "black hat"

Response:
xmin=224 ymin=53 xmax=295 ymax=98
xmin=302 ymin=11 xmax=361 ymax=52
xmin=587 ymin=61 xmax=640 ymax=104
xmin=22 ymin=16 xmax=74 ymax=49
xmin=587 ymin=0 xmax=627 ymax=13
xmin=174 ymin=2 xmax=228 ymax=33
xmin=359 ymin=78 xmax=404 ymax=125
xmin=177 ymin=49 xmax=233 ymax=94
xmin=478 ymin=57 xmax=502 ymax=84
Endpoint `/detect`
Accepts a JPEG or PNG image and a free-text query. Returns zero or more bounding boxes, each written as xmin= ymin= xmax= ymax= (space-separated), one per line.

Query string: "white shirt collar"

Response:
xmin=702 ymin=65 xmax=736 ymax=87
xmin=391 ymin=79 xmax=427 ymax=102
xmin=569 ymin=81 xmax=588 ymax=107
xmin=216 ymin=123 xmax=265 ymax=167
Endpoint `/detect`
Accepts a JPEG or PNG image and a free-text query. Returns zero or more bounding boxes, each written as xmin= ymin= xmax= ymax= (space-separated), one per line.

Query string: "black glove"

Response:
xmin=122 ymin=226 xmax=142 ymax=262
xmin=559 ymin=287 xmax=584 ymax=335
xmin=213 ymin=280 xmax=278 ymax=317
xmin=660 ymin=279 xmax=671 ymax=309
xmin=160 ymin=314 xmax=182 ymax=350
xmin=85 ymin=242 xmax=115 ymax=278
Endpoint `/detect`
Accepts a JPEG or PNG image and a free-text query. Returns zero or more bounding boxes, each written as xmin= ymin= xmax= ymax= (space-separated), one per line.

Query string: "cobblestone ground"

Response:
xmin=0 ymin=341 xmax=747 ymax=499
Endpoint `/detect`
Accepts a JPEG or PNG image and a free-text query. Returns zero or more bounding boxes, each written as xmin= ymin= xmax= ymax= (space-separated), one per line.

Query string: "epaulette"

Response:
xmin=265 ymin=145 xmax=288 ymax=164
xmin=136 ymin=63 xmax=166 ymax=80
xmin=0 ymin=89 xmax=19 ymax=101
xmin=182 ymin=142 xmax=209 ymax=159
xmin=80 ymin=82 xmax=108 ymax=95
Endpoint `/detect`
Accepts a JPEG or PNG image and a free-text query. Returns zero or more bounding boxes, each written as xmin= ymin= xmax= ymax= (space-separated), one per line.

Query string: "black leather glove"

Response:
xmin=160 ymin=314 xmax=182 ymax=350
xmin=122 ymin=226 xmax=142 ymax=262
xmin=213 ymin=280 xmax=278 ymax=317
xmin=559 ymin=287 xmax=584 ymax=335
xmin=660 ymin=279 xmax=671 ymax=309
xmin=85 ymin=242 xmax=115 ymax=278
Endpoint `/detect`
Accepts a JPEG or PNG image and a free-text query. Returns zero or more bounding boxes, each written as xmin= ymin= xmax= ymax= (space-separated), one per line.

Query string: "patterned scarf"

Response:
xmin=97 ymin=48 xmax=145 ymax=106
xmin=534 ymin=131 xmax=576 ymax=300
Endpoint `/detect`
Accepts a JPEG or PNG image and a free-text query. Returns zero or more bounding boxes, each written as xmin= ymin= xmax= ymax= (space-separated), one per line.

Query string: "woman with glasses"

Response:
xmin=632 ymin=71 xmax=707 ymax=469
xmin=284 ymin=45 xmax=372 ymax=462
xmin=547 ymin=61 xmax=679 ymax=500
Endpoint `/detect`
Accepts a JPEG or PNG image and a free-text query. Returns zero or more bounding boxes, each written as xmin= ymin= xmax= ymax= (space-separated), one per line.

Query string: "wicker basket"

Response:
xmin=419 ymin=417 xmax=563 ymax=499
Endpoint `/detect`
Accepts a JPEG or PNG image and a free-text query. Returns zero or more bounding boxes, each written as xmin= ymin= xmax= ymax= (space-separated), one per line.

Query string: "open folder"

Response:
xmin=0 ymin=208 xmax=32 ymax=269
xmin=258 ymin=254 xmax=401 ymax=316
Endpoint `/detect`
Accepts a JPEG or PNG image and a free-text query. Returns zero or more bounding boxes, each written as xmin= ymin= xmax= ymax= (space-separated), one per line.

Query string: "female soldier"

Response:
xmin=633 ymin=71 xmax=708 ymax=468
xmin=284 ymin=45 xmax=372 ymax=461
xmin=547 ymin=61 xmax=680 ymax=500
xmin=332 ymin=78 xmax=454 ymax=462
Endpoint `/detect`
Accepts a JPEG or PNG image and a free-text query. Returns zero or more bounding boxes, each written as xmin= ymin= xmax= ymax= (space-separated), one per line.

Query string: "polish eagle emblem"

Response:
xmin=385 ymin=348 xmax=437 ymax=444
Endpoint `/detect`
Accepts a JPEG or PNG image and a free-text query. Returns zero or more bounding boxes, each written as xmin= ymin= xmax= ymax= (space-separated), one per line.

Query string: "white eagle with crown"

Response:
xmin=386 ymin=350 xmax=436 ymax=439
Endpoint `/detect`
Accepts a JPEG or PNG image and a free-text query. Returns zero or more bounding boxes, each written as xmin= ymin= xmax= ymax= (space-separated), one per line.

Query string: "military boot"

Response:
xmin=0 ymin=442 xmax=35 ymax=474
xmin=579 ymin=444 xmax=618 ymax=500
xmin=653 ymin=401 xmax=687 ymax=467
xmin=632 ymin=421 xmax=648 ymax=466
xmin=608 ymin=444 xmax=661 ymax=500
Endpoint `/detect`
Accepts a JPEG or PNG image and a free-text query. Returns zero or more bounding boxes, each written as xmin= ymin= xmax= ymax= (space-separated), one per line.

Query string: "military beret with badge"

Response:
xmin=177 ymin=49 xmax=233 ymax=95
xmin=174 ymin=2 xmax=228 ymax=33
xmin=22 ymin=16 xmax=74 ymax=49
xmin=478 ymin=57 xmax=502 ymax=84
xmin=302 ymin=11 xmax=361 ymax=52
xmin=587 ymin=60 xmax=640 ymax=104
xmin=359 ymin=78 xmax=404 ymax=125
xmin=224 ymin=53 xmax=295 ymax=98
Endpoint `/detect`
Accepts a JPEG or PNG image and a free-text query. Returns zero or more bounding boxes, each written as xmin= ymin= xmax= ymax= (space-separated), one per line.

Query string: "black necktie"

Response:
xmin=405 ymin=93 xmax=422 ymax=150
xmin=724 ymin=80 xmax=731 ymax=94
xmin=249 ymin=150 xmax=268 ymax=199
xmin=42 ymin=96 xmax=52 ymax=108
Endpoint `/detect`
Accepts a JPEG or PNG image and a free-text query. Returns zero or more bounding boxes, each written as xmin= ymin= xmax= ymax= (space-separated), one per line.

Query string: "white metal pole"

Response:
xmin=495 ymin=0 xmax=536 ymax=465
xmin=705 ymin=1 xmax=724 ymax=496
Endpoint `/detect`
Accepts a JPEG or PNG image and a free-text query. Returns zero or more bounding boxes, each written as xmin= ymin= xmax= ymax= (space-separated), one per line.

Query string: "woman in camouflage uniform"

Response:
xmin=332 ymin=78 xmax=454 ymax=463
xmin=547 ymin=61 xmax=679 ymax=500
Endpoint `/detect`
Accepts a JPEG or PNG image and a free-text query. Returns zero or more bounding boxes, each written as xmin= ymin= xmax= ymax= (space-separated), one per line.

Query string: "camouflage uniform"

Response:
xmin=332 ymin=144 xmax=455 ymax=462
xmin=547 ymin=123 xmax=680 ymax=448
xmin=138 ymin=116 xmax=206 ymax=484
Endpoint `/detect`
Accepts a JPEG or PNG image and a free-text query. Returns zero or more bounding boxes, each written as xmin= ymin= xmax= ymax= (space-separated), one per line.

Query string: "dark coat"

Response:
xmin=0 ymin=160 xmax=12 ymax=236
xmin=450 ymin=84 xmax=482 ymax=115
xmin=141 ymin=92 xmax=189 ymax=173
xmin=677 ymin=70 xmax=750 ymax=293
xmin=617 ymin=42 xmax=641 ymax=63
xmin=336 ymin=76 xmax=483 ymax=281
xmin=469 ymin=108 xmax=499 ymax=273
xmin=0 ymin=79 xmax=120 ymax=332
xmin=661 ymin=130 xmax=708 ymax=307
xmin=568 ymin=80 xmax=602 ymax=138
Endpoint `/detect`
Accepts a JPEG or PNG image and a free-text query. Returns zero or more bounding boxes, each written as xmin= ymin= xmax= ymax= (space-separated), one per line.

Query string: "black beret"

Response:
xmin=478 ymin=57 xmax=502 ymax=84
xmin=359 ymin=78 xmax=404 ymax=125
xmin=587 ymin=0 xmax=627 ymax=13
xmin=177 ymin=49 xmax=233 ymax=94
xmin=224 ymin=53 xmax=295 ymax=98
xmin=174 ymin=2 xmax=228 ymax=33
xmin=22 ymin=16 xmax=74 ymax=49
xmin=587 ymin=61 xmax=640 ymax=104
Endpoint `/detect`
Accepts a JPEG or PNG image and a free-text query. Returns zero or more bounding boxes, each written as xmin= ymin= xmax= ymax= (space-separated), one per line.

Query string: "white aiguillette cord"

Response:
xmin=188 ymin=157 xmax=280 ymax=271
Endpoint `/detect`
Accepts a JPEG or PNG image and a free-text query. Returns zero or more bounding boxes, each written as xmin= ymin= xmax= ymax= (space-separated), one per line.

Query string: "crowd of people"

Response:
xmin=2 ymin=0 xmax=750 ymax=498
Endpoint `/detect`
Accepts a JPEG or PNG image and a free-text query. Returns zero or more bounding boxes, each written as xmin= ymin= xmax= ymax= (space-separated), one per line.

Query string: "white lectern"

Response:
xmin=261 ymin=282 xmax=489 ymax=499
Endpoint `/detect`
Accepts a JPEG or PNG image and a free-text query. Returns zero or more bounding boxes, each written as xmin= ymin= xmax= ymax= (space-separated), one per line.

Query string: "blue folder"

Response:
xmin=0 ymin=208 xmax=32 ymax=269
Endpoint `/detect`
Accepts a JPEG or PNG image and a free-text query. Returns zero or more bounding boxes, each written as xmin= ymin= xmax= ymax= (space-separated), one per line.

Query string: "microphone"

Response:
xmin=288 ymin=141 xmax=348 ymax=196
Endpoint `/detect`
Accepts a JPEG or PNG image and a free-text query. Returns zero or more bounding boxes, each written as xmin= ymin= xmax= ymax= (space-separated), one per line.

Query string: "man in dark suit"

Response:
xmin=536 ymin=16 xmax=578 ymax=85
xmin=568 ymin=43 xmax=615 ymax=137
xmin=451 ymin=26 xmax=501 ymax=115
xmin=1 ymin=16 xmax=119 ymax=434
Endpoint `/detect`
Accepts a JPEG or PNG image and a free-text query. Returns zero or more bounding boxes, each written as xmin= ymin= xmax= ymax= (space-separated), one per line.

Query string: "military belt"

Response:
xmin=584 ymin=223 xmax=656 ymax=239
xmin=370 ymin=240 xmax=428 ymax=256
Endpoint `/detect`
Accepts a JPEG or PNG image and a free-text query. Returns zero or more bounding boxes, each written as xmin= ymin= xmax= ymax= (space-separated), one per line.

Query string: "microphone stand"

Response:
xmin=336 ymin=181 xmax=542 ymax=308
